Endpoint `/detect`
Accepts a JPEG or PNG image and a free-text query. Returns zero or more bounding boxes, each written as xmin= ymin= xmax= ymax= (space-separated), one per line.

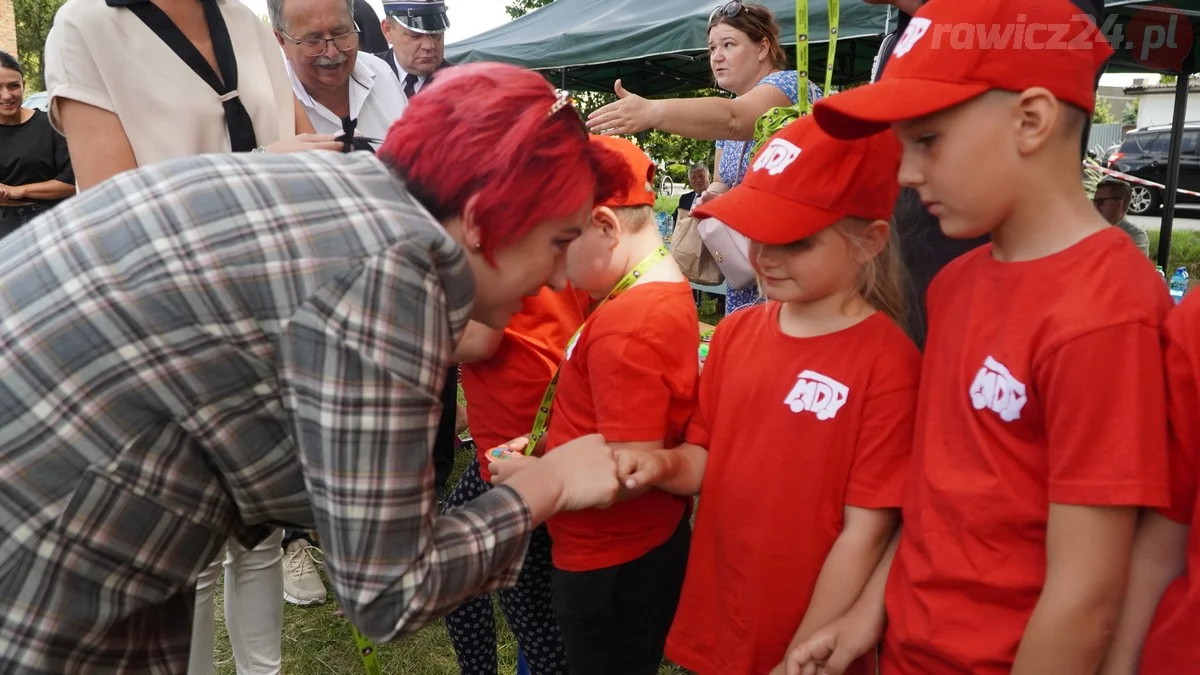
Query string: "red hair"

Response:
xmin=378 ymin=63 xmax=629 ymax=258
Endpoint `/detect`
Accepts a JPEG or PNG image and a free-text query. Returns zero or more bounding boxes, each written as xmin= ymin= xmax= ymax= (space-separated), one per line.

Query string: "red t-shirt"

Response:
xmin=545 ymin=280 xmax=699 ymax=571
xmin=666 ymin=305 xmax=920 ymax=675
xmin=461 ymin=287 xmax=589 ymax=482
xmin=1139 ymin=291 xmax=1200 ymax=673
xmin=883 ymin=227 xmax=1172 ymax=675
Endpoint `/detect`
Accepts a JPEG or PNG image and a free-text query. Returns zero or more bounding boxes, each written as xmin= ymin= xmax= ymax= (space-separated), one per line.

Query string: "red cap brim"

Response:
xmin=814 ymin=79 xmax=991 ymax=140
xmin=693 ymin=183 xmax=843 ymax=245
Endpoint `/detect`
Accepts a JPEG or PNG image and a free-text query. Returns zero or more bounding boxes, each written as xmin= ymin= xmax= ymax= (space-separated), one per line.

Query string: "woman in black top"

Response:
xmin=0 ymin=52 xmax=74 ymax=238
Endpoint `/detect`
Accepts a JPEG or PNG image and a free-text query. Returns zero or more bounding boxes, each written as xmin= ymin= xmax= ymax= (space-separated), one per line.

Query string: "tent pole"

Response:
xmin=1158 ymin=66 xmax=1193 ymax=273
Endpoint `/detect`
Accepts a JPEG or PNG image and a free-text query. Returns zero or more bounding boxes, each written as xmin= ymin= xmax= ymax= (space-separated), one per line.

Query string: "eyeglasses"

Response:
xmin=708 ymin=1 xmax=743 ymax=25
xmin=279 ymin=28 xmax=361 ymax=57
xmin=1093 ymin=196 xmax=1120 ymax=205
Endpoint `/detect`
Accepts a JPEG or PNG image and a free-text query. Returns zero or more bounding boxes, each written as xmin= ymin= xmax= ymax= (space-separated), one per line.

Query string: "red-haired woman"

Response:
xmin=0 ymin=63 xmax=628 ymax=673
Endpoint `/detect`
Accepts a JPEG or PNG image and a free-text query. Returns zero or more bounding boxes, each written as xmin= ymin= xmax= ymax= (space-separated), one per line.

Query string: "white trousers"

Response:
xmin=188 ymin=529 xmax=284 ymax=675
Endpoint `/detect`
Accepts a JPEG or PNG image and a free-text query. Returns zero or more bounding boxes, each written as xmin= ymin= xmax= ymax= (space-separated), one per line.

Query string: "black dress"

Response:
xmin=0 ymin=109 xmax=74 ymax=236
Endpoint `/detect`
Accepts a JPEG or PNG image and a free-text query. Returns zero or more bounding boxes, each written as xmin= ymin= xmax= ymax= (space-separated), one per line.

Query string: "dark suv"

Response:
xmin=1107 ymin=123 xmax=1200 ymax=215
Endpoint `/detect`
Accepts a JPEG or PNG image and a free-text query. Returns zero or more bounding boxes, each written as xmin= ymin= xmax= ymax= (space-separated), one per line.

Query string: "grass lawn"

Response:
xmin=206 ymin=445 xmax=688 ymax=675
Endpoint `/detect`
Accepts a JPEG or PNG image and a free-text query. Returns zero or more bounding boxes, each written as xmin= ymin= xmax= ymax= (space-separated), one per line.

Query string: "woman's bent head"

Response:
xmin=379 ymin=63 xmax=628 ymax=328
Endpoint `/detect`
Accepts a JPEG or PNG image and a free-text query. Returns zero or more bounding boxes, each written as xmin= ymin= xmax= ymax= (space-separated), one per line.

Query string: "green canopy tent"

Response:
xmin=445 ymin=0 xmax=896 ymax=94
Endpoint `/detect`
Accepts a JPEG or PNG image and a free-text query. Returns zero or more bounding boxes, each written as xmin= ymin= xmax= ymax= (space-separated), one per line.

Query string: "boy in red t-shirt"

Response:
xmin=1100 ymin=291 xmax=1200 ymax=675
xmin=491 ymin=135 xmax=699 ymax=675
xmin=795 ymin=0 xmax=1172 ymax=673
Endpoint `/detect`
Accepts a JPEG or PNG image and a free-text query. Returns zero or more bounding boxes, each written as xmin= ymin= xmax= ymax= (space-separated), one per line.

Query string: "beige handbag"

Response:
xmin=670 ymin=213 xmax=724 ymax=286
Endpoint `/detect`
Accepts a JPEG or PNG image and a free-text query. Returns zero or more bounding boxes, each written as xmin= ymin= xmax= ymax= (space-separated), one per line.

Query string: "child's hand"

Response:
xmin=782 ymin=606 xmax=884 ymax=675
xmin=487 ymin=450 xmax=539 ymax=485
xmin=615 ymin=448 xmax=671 ymax=490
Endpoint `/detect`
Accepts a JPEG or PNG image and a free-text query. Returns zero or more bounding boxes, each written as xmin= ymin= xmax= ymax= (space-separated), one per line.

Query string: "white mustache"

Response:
xmin=313 ymin=54 xmax=347 ymax=67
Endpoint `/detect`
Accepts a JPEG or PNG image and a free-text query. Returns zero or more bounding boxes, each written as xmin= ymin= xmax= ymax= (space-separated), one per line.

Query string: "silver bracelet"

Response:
xmin=252 ymin=146 xmax=266 ymax=154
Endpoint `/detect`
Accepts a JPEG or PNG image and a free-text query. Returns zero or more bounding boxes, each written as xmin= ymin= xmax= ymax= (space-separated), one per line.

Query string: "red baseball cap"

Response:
xmin=589 ymin=135 xmax=657 ymax=208
xmin=814 ymin=0 xmax=1114 ymax=140
xmin=693 ymin=115 xmax=902 ymax=245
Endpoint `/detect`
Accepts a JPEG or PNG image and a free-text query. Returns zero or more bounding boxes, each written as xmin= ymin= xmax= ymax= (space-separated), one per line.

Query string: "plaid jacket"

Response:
xmin=0 ymin=151 xmax=531 ymax=673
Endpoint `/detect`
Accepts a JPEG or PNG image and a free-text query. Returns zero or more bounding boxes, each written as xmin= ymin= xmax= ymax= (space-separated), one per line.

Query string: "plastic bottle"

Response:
xmin=1157 ymin=265 xmax=1167 ymax=283
xmin=698 ymin=342 xmax=710 ymax=368
xmin=1170 ymin=266 xmax=1189 ymax=305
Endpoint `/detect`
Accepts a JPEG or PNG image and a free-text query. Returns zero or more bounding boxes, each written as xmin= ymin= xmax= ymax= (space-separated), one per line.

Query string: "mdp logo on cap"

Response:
xmin=752 ymin=139 xmax=802 ymax=176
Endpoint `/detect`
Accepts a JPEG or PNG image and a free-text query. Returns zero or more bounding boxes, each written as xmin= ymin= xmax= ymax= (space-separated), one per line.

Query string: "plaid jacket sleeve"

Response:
xmin=277 ymin=238 xmax=532 ymax=642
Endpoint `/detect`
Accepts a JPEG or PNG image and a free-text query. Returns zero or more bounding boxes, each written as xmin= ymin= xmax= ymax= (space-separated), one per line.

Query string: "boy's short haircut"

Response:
xmin=812 ymin=0 xmax=1112 ymax=140
xmin=610 ymin=205 xmax=656 ymax=233
xmin=1098 ymin=177 xmax=1133 ymax=202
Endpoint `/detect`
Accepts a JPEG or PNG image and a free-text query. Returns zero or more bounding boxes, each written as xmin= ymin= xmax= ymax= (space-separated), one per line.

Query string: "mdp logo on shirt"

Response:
xmin=783 ymin=370 xmax=849 ymax=421
xmin=969 ymin=356 xmax=1027 ymax=423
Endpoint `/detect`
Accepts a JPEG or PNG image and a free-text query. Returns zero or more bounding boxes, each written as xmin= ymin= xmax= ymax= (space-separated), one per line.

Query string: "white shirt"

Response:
xmin=392 ymin=55 xmax=429 ymax=104
xmin=46 ymin=0 xmax=295 ymax=166
xmin=287 ymin=52 xmax=406 ymax=145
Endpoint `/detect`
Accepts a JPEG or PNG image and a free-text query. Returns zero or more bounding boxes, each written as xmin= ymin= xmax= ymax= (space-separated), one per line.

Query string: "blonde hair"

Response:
xmin=832 ymin=217 xmax=907 ymax=325
xmin=609 ymin=205 xmax=656 ymax=233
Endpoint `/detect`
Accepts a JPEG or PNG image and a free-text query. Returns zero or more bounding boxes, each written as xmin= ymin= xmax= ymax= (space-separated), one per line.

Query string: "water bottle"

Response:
xmin=1170 ymin=266 xmax=1189 ymax=305
xmin=1157 ymin=265 xmax=1167 ymax=283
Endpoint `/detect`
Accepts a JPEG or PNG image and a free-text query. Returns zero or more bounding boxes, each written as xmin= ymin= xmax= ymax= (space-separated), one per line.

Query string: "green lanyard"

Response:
xmin=525 ymin=245 xmax=669 ymax=455
xmin=351 ymin=624 xmax=381 ymax=675
xmin=795 ymin=0 xmax=840 ymax=115
xmin=753 ymin=0 xmax=839 ymax=158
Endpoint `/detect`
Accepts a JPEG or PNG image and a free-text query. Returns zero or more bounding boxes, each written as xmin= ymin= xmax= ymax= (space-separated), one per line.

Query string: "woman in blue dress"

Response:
xmin=587 ymin=1 xmax=821 ymax=315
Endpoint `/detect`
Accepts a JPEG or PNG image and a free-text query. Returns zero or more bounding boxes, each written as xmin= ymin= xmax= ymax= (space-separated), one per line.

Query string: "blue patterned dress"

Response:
xmin=717 ymin=72 xmax=823 ymax=315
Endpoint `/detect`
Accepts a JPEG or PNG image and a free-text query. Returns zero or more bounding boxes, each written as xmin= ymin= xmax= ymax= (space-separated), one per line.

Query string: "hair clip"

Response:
xmin=548 ymin=89 xmax=575 ymax=118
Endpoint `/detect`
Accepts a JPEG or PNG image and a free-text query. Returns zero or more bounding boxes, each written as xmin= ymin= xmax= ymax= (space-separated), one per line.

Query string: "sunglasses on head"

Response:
xmin=708 ymin=0 xmax=743 ymax=25
xmin=548 ymin=88 xmax=588 ymax=137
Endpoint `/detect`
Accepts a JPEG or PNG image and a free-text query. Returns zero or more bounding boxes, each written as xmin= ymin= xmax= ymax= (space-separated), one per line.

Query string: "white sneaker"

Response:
xmin=282 ymin=540 xmax=327 ymax=606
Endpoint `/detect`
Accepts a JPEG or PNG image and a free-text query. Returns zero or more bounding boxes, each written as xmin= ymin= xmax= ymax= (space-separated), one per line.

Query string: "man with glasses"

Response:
xmin=376 ymin=0 xmax=453 ymax=102
xmin=1095 ymin=178 xmax=1150 ymax=256
xmin=270 ymin=0 xmax=405 ymax=151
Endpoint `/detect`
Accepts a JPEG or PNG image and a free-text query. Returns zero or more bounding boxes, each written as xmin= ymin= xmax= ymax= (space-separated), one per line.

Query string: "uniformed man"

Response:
xmin=376 ymin=0 xmax=453 ymax=103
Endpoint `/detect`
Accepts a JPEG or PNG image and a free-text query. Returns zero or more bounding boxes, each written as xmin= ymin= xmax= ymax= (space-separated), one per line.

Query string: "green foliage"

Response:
xmin=665 ymin=163 xmax=689 ymax=184
xmin=1149 ymin=229 xmax=1200 ymax=279
xmin=13 ymin=0 xmax=66 ymax=93
xmin=504 ymin=0 xmax=553 ymax=19
xmin=1082 ymin=158 xmax=1106 ymax=199
xmin=1121 ymin=99 xmax=1139 ymax=127
xmin=697 ymin=294 xmax=722 ymax=326
xmin=1092 ymin=96 xmax=1115 ymax=124
xmin=654 ymin=194 xmax=681 ymax=215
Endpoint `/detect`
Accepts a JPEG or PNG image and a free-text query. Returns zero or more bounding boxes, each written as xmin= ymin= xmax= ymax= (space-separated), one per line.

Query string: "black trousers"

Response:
xmin=0 ymin=203 xmax=52 ymax=239
xmin=551 ymin=517 xmax=690 ymax=675
xmin=433 ymin=366 xmax=459 ymax=492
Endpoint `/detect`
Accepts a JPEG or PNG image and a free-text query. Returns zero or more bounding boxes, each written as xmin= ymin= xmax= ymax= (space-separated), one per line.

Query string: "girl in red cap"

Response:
xmin=615 ymin=115 xmax=919 ymax=675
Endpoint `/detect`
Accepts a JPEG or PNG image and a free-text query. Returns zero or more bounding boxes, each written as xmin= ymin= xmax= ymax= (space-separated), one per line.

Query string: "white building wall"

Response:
xmin=1137 ymin=92 xmax=1200 ymax=128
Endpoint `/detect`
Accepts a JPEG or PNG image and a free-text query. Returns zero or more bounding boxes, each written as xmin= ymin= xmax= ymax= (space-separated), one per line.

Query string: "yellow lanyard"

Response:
xmin=795 ymin=0 xmax=840 ymax=115
xmin=525 ymin=245 xmax=670 ymax=455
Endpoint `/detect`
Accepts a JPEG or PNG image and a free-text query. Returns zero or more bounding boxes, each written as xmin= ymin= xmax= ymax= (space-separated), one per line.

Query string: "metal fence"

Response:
xmin=1089 ymin=123 xmax=1125 ymax=154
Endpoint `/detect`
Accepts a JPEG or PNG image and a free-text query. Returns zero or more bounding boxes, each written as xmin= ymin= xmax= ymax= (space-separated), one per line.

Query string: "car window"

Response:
xmin=1183 ymin=131 xmax=1199 ymax=155
xmin=1122 ymin=134 xmax=1154 ymax=154
xmin=1148 ymin=133 xmax=1171 ymax=154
